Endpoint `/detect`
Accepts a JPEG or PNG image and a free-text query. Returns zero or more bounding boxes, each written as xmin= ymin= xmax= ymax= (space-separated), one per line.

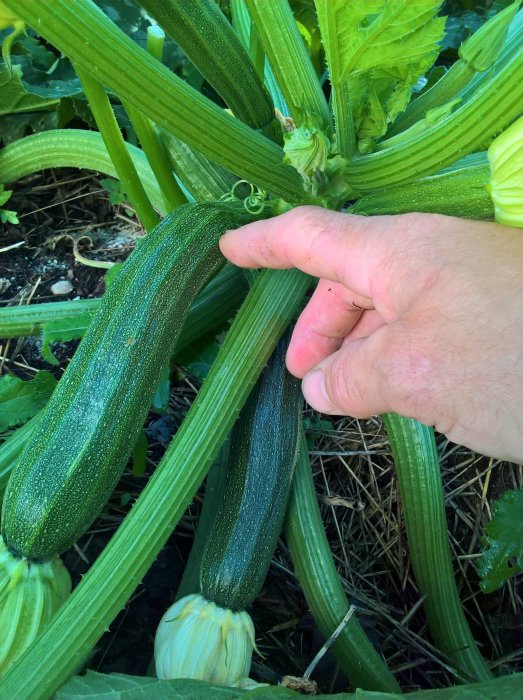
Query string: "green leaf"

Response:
xmin=316 ymin=0 xmax=445 ymax=146
xmin=478 ymin=487 xmax=523 ymax=592
xmin=56 ymin=673 xmax=248 ymax=699
xmin=41 ymin=315 xmax=93 ymax=365
xmin=0 ymin=371 xmax=56 ymax=431
xmin=55 ymin=670 xmax=523 ymax=699
xmin=0 ymin=62 xmax=59 ymax=116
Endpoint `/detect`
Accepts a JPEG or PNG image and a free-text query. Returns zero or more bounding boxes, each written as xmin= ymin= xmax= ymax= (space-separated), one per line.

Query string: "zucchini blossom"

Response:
xmin=283 ymin=122 xmax=330 ymax=185
xmin=487 ymin=115 xmax=523 ymax=227
xmin=0 ymin=536 xmax=71 ymax=675
xmin=154 ymin=593 xmax=257 ymax=686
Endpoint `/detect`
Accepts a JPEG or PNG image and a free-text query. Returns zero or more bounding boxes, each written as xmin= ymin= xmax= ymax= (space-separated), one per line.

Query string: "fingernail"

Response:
xmin=302 ymin=369 xmax=333 ymax=414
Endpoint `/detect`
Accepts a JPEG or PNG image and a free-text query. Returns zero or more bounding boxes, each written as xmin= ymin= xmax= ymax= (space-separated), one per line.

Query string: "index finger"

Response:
xmin=220 ymin=206 xmax=392 ymax=303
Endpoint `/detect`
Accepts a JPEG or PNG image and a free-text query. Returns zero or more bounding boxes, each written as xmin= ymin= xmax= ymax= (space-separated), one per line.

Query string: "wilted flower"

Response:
xmin=154 ymin=593 xmax=256 ymax=686
xmin=0 ymin=536 xmax=71 ymax=675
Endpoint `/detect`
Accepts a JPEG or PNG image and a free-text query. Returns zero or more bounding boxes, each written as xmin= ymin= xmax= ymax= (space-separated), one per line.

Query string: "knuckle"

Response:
xmin=324 ymin=355 xmax=368 ymax=417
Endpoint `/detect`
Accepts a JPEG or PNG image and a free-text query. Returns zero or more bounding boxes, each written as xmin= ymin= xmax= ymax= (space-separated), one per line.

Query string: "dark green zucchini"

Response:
xmin=199 ymin=333 xmax=302 ymax=611
xmin=2 ymin=202 xmax=236 ymax=561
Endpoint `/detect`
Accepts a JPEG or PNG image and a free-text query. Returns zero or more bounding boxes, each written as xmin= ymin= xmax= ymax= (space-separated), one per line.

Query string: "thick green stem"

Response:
xmin=3 ymin=0 xmax=304 ymax=203
xmin=123 ymin=100 xmax=187 ymax=212
xmin=0 ymin=130 xmax=164 ymax=212
xmin=0 ymin=268 xmax=309 ymax=699
xmin=285 ymin=430 xmax=400 ymax=693
xmin=245 ymin=0 xmax=331 ymax=128
xmin=138 ymin=0 xmax=276 ymax=134
xmin=343 ymin=45 xmax=523 ymax=193
xmin=349 ymin=160 xmax=492 ymax=220
xmin=383 ymin=414 xmax=492 ymax=683
xmin=387 ymin=61 xmax=475 ymax=138
xmin=74 ymin=64 xmax=159 ymax=231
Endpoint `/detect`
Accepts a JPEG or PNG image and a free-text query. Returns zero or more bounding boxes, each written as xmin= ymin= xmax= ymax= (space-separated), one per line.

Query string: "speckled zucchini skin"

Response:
xmin=199 ymin=334 xmax=302 ymax=611
xmin=2 ymin=203 xmax=236 ymax=561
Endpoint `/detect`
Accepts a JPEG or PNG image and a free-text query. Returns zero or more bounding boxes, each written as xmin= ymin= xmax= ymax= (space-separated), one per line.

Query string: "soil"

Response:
xmin=1 ymin=169 xmax=521 ymax=693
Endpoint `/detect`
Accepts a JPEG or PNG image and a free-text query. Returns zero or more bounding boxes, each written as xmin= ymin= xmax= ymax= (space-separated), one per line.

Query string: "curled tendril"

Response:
xmin=220 ymin=180 xmax=267 ymax=215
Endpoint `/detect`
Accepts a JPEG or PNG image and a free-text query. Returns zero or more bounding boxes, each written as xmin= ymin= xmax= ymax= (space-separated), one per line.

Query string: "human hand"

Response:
xmin=220 ymin=207 xmax=523 ymax=463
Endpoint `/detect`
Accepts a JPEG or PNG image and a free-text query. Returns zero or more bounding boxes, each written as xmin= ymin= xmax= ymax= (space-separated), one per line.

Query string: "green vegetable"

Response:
xmin=0 ymin=202 xmax=236 ymax=674
xmin=200 ymin=334 xmax=302 ymax=611
xmin=154 ymin=335 xmax=302 ymax=684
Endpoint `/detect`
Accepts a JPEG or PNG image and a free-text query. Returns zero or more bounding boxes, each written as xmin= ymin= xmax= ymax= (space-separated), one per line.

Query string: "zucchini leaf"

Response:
xmin=55 ymin=669 xmax=523 ymax=699
xmin=478 ymin=486 xmax=523 ymax=592
xmin=315 ymin=0 xmax=445 ymax=150
xmin=0 ymin=370 xmax=56 ymax=430
xmin=40 ymin=315 xmax=92 ymax=365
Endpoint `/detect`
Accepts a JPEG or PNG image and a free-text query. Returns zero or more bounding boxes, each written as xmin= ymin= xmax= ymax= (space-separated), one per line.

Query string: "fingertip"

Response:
xmin=302 ymin=368 xmax=339 ymax=415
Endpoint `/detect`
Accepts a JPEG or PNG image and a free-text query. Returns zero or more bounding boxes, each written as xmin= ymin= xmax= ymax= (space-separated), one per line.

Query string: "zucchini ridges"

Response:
xmin=0 ymin=202 xmax=237 ymax=675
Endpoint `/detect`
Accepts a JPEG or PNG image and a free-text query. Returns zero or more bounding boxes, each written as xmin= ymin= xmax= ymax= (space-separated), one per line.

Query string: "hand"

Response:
xmin=220 ymin=207 xmax=523 ymax=463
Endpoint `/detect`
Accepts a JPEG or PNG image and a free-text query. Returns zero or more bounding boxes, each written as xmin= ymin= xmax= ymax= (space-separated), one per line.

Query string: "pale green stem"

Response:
xmin=383 ymin=414 xmax=492 ymax=683
xmin=0 ymin=268 xmax=309 ymax=699
xmin=74 ymin=64 xmax=158 ymax=231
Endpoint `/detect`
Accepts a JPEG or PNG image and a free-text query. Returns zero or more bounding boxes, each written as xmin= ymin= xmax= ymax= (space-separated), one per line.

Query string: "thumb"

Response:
xmin=301 ymin=332 xmax=393 ymax=418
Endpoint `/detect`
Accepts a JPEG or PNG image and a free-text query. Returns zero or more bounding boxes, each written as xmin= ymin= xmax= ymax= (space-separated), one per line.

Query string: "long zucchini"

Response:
xmin=154 ymin=334 xmax=302 ymax=685
xmin=0 ymin=202 xmax=237 ymax=675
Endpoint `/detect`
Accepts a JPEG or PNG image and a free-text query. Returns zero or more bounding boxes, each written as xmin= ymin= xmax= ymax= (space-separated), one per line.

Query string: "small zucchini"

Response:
xmin=154 ymin=334 xmax=302 ymax=684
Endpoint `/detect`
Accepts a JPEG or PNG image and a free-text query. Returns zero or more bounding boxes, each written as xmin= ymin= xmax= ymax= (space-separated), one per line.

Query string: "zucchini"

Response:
xmin=2 ymin=203 xmax=236 ymax=561
xmin=199 ymin=335 xmax=302 ymax=611
xmin=154 ymin=334 xmax=303 ymax=684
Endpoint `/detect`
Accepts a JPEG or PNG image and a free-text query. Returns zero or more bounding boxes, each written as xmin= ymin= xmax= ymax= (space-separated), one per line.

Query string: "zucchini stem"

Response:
xmin=0 ymin=268 xmax=309 ymax=699
xmin=383 ymin=414 xmax=492 ymax=682
xmin=285 ymin=429 xmax=400 ymax=693
xmin=74 ymin=64 xmax=159 ymax=232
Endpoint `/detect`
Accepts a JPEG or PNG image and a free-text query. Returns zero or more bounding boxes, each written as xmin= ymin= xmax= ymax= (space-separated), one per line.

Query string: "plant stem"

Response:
xmin=74 ymin=64 xmax=159 ymax=231
xmin=122 ymin=100 xmax=188 ymax=212
xmin=285 ymin=430 xmax=400 ymax=693
xmin=245 ymin=0 xmax=331 ymax=128
xmin=4 ymin=0 xmax=304 ymax=202
xmin=343 ymin=44 xmax=523 ymax=193
xmin=0 ymin=130 xmax=164 ymax=211
xmin=383 ymin=414 xmax=492 ymax=683
xmin=0 ymin=268 xmax=309 ymax=699
xmin=349 ymin=159 xmax=492 ymax=220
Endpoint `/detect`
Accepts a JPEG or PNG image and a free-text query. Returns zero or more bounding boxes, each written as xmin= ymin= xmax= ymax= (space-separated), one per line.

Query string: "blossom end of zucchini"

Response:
xmin=0 ymin=536 xmax=71 ymax=675
xmin=154 ymin=593 xmax=256 ymax=686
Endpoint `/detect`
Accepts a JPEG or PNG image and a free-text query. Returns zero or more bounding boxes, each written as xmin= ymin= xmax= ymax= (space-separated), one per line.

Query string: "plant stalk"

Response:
xmin=245 ymin=0 xmax=331 ymax=128
xmin=74 ymin=64 xmax=159 ymax=231
xmin=285 ymin=430 xmax=400 ymax=692
xmin=383 ymin=414 xmax=492 ymax=682
xmin=349 ymin=159 xmax=492 ymax=220
xmin=0 ymin=268 xmax=309 ymax=699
